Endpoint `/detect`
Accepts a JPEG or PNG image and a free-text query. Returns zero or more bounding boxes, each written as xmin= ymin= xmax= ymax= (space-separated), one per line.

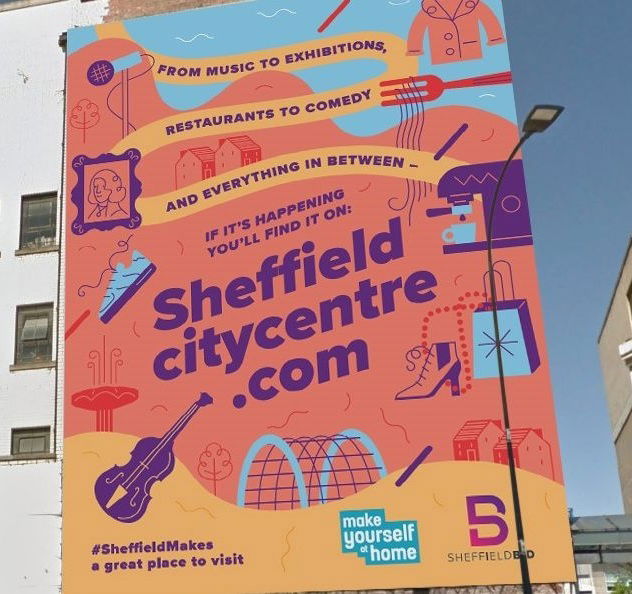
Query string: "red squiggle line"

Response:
xmin=343 ymin=392 xmax=352 ymax=411
xmin=267 ymin=410 xmax=308 ymax=430
xmin=175 ymin=501 xmax=215 ymax=518
xmin=380 ymin=408 xmax=411 ymax=444
xmin=151 ymin=405 xmax=168 ymax=413
xmin=177 ymin=240 xmax=184 ymax=255
xmin=280 ymin=526 xmax=295 ymax=572
xmin=132 ymin=322 xmax=141 ymax=338
xmin=358 ymin=182 xmax=372 ymax=193
xmin=481 ymin=128 xmax=495 ymax=142
xmin=78 ymin=245 xmax=97 ymax=252
xmin=255 ymin=84 xmax=273 ymax=90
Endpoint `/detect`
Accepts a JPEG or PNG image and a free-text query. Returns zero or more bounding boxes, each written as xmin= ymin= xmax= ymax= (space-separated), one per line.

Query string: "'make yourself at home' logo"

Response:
xmin=340 ymin=509 xmax=420 ymax=566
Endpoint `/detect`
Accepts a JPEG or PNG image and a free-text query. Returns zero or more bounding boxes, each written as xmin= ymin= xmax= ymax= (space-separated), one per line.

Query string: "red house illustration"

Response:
xmin=215 ymin=135 xmax=262 ymax=174
xmin=493 ymin=428 xmax=555 ymax=480
xmin=175 ymin=147 xmax=216 ymax=189
xmin=453 ymin=419 xmax=503 ymax=462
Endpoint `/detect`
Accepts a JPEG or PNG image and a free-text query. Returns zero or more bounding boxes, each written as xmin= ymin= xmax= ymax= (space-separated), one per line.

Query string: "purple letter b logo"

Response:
xmin=466 ymin=495 xmax=509 ymax=547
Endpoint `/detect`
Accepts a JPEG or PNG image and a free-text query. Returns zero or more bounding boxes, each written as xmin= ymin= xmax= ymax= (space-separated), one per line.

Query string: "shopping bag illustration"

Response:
xmin=473 ymin=260 xmax=540 ymax=379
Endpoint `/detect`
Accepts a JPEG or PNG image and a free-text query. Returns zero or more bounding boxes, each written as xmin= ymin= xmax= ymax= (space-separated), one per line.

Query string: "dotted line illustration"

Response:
xmin=407 ymin=291 xmax=487 ymax=396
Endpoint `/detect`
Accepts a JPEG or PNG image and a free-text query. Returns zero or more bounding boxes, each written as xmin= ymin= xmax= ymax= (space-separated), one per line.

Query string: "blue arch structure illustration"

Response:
xmin=319 ymin=429 xmax=387 ymax=503
xmin=237 ymin=429 xmax=387 ymax=509
xmin=237 ymin=434 xmax=309 ymax=508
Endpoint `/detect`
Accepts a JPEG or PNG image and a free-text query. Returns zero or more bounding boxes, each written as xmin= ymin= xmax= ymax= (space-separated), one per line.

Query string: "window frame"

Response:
xmin=10 ymin=427 xmax=51 ymax=458
xmin=17 ymin=192 xmax=58 ymax=254
xmin=13 ymin=303 xmax=55 ymax=368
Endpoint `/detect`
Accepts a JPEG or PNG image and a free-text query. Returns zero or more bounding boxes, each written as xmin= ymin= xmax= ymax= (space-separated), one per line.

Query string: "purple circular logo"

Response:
xmin=87 ymin=60 xmax=115 ymax=86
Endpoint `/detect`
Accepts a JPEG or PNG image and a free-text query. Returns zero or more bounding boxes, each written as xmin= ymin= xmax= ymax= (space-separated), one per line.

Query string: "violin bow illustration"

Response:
xmin=94 ymin=392 xmax=213 ymax=523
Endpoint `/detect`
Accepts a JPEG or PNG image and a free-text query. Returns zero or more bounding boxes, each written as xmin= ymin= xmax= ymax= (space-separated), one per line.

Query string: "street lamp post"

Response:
xmin=486 ymin=105 xmax=564 ymax=594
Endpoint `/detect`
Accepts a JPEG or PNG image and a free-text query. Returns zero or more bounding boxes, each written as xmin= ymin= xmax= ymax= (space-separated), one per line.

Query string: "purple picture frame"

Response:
xmin=70 ymin=149 xmax=142 ymax=235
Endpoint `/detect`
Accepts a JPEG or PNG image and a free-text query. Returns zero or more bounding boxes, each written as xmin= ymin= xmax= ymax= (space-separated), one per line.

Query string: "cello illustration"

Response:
xmin=94 ymin=392 xmax=213 ymax=523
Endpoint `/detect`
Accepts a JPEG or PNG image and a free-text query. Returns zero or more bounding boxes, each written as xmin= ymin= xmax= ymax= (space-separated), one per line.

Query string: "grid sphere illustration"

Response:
xmin=237 ymin=430 xmax=386 ymax=510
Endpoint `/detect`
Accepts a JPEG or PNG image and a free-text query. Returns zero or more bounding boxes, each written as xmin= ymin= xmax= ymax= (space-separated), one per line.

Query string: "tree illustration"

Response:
xmin=198 ymin=442 xmax=233 ymax=496
xmin=70 ymin=98 xmax=100 ymax=143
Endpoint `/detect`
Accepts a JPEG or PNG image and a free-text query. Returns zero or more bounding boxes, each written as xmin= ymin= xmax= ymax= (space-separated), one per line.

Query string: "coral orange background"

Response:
xmin=63 ymin=21 xmax=574 ymax=593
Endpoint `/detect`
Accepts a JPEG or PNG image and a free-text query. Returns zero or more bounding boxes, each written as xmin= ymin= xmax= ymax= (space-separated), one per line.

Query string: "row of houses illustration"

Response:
xmin=453 ymin=419 xmax=555 ymax=480
xmin=175 ymin=135 xmax=262 ymax=189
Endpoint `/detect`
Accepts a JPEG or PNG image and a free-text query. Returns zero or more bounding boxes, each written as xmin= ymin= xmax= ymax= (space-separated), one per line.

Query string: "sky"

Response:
xmin=502 ymin=0 xmax=632 ymax=516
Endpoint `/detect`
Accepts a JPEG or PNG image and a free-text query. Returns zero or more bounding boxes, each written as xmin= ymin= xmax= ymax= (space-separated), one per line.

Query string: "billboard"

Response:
xmin=63 ymin=1 xmax=575 ymax=592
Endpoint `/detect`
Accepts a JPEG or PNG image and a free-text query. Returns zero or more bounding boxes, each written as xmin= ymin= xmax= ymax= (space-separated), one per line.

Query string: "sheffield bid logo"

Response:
xmin=340 ymin=509 xmax=420 ymax=566
xmin=467 ymin=495 xmax=509 ymax=546
xmin=447 ymin=495 xmax=535 ymax=564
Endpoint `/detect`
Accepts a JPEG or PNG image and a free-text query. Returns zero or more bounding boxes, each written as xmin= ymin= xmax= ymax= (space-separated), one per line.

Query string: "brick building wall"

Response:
xmin=105 ymin=0 xmax=238 ymax=21
xmin=599 ymin=240 xmax=632 ymax=513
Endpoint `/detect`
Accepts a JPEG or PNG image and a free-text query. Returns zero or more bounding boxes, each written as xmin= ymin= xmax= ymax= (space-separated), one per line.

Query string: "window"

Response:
xmin=19 ymin=193 xmax=57 ymax=252
xmin=11 ymin=427 xmax=50 ymax=456
xmin=15 ymin=304 xmax=54 ymax=365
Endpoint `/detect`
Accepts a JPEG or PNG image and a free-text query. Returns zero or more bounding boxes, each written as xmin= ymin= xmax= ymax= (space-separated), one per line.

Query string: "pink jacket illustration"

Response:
xmin=407 ymin=0 xmax=506 ymax=65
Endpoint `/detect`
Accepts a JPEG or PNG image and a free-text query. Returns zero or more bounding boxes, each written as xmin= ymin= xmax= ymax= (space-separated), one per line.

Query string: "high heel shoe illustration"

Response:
xmin=396 ymin=342 xmax=462 ymax=400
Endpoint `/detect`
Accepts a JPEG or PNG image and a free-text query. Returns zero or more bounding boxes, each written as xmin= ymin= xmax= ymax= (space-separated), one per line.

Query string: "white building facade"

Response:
xmin=0 ymin=1 xmax=106 ymax=592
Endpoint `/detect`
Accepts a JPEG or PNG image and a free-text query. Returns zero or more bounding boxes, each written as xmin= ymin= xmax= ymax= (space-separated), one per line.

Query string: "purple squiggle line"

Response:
xmin=77 ymin=234 xmax=134 ymax=297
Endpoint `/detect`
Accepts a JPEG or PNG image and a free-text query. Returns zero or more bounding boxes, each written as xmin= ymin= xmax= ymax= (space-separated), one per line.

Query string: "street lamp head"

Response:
xmin=523 ymin=105 xmax=564 ymax=134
